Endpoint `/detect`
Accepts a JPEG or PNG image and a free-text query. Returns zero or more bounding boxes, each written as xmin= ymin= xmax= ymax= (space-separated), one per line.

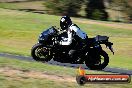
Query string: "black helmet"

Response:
xmin=60 ymin=16 xmax=72 ymax=30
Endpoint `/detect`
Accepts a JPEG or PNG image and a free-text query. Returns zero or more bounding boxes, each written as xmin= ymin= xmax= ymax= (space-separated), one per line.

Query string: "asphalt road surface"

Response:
xmin=0 ymin=53 xmax=132 ymax=75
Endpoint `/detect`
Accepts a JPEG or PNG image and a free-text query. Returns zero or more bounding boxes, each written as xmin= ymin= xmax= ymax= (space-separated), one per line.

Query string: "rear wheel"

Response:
xmin=85 ymin=50 xmax=109 ymax=70
xmin=31 ymin=43 xmax=52 ymax=62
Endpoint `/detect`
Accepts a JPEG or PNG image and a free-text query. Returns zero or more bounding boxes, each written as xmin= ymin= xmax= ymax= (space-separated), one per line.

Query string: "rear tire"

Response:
xmin=85 ymin=50 xmax=109 ymax=70
xmin=31 ymin=43 xmax=52 ymax=62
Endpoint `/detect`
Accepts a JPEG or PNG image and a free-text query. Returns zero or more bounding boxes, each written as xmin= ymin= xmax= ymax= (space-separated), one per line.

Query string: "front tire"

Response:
xmin=31 ymin=43 xmax=52 ymax=62
xmin=85 ymin=50 xmax=109 ymax=70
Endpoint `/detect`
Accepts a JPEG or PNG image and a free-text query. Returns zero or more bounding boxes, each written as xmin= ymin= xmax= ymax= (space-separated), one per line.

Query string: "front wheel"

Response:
xmin=31 ymin=43 xmax=52 ymax=62
xmin=85 ymin=50 xmax=109 ymax=70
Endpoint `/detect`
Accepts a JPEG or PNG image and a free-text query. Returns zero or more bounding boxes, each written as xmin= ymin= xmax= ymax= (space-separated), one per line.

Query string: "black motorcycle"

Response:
xmin=31 ymin=26 xmax=114 ymax=70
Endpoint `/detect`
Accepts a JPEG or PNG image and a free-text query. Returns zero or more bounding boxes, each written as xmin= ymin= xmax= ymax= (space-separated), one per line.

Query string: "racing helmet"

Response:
xmin=60 ymin=16 xmax=72 ymax=30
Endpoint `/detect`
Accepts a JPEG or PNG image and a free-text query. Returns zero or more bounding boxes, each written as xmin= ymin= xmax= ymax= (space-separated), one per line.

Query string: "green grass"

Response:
xmin=0 ymin=1 xmax=45 ymax=10
xmin=0 ymin=74 xmax=131 ymax=88
xmin=0 ymin=75 xmax=78 ymax=88
xmin=0 ymin=57 xmax=132 ymax=88
xmin=0 ymin=2 xmax=18 ymax=9
xmin=0 ymin=8 xmax=132 ymax=70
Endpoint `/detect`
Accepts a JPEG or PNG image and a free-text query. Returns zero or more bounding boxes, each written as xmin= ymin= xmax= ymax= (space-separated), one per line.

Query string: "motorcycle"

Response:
xmin=31 ymin=26 xmax=114 ymax=70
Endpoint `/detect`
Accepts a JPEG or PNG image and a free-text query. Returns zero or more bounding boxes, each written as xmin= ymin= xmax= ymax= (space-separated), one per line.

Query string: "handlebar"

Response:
xmin=105 ymin=42 xmax=114 ymax=55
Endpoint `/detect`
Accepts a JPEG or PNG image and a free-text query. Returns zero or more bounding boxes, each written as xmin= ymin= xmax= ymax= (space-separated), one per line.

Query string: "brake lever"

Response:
xmin=108 ymin=45 xmax=114 ymax=55
xmin=105 ymin=42 xmax=114 ymax=55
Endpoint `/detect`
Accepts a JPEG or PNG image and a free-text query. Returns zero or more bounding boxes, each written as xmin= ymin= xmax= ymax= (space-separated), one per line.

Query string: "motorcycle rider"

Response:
xmin=59 ymin=16 xmax=88 ymax=62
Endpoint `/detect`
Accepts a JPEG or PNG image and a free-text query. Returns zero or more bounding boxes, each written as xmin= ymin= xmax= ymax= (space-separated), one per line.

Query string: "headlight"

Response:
xmin=38 ymin=34 xmax=45 ymax=40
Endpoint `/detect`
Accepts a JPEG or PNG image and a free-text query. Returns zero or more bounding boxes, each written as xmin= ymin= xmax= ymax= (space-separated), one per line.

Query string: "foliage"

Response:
xmin=109 ymin=0 xmax=132 ymax=22
xmin=85 ymin=0 xmax=108 ymax=20
xmin=45 ymin=0 xmax=84 ymax=16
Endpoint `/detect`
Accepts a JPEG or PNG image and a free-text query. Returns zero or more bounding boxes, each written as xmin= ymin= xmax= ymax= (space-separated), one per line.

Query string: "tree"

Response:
xmin=109 ymin=0 xmax=132 ymax=22
xmin=45 ymin=0 xmax=84 ymax=16
xmin=85 ymin=0 xmax=108 ymax=20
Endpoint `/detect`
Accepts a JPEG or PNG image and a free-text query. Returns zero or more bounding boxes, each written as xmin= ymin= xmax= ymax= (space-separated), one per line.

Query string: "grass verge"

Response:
xmin=0 ymin=57 xmax=132 ymax=88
